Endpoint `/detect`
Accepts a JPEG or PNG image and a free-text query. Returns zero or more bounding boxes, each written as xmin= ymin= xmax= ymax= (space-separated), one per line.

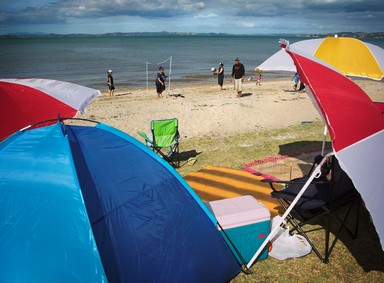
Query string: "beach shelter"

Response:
xmin=248 ymin=42 xmax=384 ymax=267
xmin=0 ymin=78 xmax=100 ymax=141
xmin=0 ymin=119 xmax=240 ymax=283
xmin=256 ymin=36 xmax=384 ymax=81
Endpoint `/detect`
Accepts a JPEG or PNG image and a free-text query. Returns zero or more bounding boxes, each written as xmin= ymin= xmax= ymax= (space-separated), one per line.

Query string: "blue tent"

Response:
xmin=0 ymin=120 xmax=240 ymax=283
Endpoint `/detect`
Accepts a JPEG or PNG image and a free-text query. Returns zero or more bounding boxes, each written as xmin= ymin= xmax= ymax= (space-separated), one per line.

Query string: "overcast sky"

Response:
xmin=1 ymin=0 xmax=383 ymax=35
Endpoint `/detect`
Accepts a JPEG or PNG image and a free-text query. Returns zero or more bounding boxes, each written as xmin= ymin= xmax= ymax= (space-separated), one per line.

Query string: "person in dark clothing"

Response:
xmin=155 ymin=66 xmax=169 ymax=98
xmin=214 ymin=63 xmax=225 ymax=90
xmin=230 ymin=58 xmax=245 ymax=97
xmin=107 ymin=70 xmax=115 ymax=96
xmin=298 ymin=82 xmax=306 ymax=92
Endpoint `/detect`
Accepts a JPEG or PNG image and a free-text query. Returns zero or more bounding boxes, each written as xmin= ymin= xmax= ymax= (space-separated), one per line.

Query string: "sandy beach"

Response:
xmin=79 ymin=77 xmax=384 ymax=142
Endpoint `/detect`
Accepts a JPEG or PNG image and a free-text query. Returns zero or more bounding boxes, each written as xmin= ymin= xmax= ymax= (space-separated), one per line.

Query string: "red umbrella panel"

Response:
xmin=0 ymin=78 xmax=100 ymax=141
xmin=285 ymin=44 xmax=384 ymax=251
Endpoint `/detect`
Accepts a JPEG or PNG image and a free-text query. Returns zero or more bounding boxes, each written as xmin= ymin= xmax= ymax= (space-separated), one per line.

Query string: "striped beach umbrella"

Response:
xmin=256 ymin=36 xmax=384 ymax=81
xmin=0 ymin=78 xmax=101 ymax=141
xmin=248 ymin=42 xmax=384 ymax=268
xmin=283 ymin=43 xmax=384 ymax=250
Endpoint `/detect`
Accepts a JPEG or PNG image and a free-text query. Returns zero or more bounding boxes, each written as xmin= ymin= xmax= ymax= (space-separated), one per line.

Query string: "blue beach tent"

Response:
xmin=0 ymin=119 xmax=240 ymax=283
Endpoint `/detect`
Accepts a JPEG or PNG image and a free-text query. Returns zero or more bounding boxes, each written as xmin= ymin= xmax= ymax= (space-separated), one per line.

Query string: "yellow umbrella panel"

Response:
xmin=315 ymin=37 xmax=384 ymax=80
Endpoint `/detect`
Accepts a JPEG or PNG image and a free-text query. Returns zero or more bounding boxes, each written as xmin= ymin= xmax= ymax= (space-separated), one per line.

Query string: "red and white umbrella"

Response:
xmin=248 ymin=42 xmax=384 ymax=267
xmin=256 ymin=36 xmax=384 ymax=81
xmin=0 ymin=78 xmax=100 ymax=141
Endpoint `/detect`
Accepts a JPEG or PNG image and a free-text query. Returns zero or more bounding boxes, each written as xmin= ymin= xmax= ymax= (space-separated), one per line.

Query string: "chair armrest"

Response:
xmin=262 ymin=178 xmax=327 ymax=185
xmin=137 ymin=131 xmax=153 ymax=145
xmin=261 ymin=178 xmax=291 ymax=192
xmin=261 ymin=178 xmax=298 ymax=184
xmin=261 ymin=178 xmax=328 ymax=193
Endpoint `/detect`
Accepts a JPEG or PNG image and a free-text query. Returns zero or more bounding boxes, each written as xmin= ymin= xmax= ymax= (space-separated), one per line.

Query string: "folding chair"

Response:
xmin=262 ymin=155 xmax=361 ymax=263
xmin=138 ymin=118 xmax=180 ymax=167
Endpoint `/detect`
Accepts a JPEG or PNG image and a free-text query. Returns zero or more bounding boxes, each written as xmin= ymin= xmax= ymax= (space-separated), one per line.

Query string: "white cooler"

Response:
xmin=205 ymin=195 xmax=271 ymax=263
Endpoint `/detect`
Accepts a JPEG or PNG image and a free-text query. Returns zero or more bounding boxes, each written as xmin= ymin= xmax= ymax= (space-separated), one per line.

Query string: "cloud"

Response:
xmin=194 ymin=13 xmax=217 ymax=19
xmin=240 ymin=22 xmax=257 ymax=28
xmin=0 ymin=0 xmax=210 ymax=24
xmin=0 ymin=0 xmax=383 ymax=34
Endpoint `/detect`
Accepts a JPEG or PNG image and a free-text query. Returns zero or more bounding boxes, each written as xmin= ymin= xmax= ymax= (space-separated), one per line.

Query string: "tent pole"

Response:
xmin=168 ymin=56 xmax=172 ymax=96
xmin=146 ymin=62 xmax=149 ymax=91
xmin=246 ymin=152 xmax=334 ymax=268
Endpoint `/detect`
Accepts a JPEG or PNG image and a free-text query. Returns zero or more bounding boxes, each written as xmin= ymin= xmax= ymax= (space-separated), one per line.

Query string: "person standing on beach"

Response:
xmin=155 ymin=66 xmax=169 ymax=98
xmin=292 ymin=72 xmax=299 ymax=91
xmin=214 ymin=63 xmax=225 ymax=90
xmin=107 ymin=70 xmax=115 ymax=96
xmin=231 ymin=58 xmax=245 ymax=97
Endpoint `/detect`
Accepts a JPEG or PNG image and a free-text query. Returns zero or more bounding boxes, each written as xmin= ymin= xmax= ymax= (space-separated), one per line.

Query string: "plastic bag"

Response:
xmin=269 ymin=216 xmax=312 ymax=260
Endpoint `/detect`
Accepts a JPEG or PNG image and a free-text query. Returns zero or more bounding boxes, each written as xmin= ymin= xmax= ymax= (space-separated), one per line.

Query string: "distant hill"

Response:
xmin=1 ymin=31 xmax=383 ymax=39
xmin=296 ymin=32 xmax=384 ymax=39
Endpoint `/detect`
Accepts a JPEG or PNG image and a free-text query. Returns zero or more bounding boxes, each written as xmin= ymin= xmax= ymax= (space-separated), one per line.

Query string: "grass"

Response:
xmin=177 ymin=121 xmax=328 ymax=176
xmin=174 ymin=121 xmax=384 ymax=283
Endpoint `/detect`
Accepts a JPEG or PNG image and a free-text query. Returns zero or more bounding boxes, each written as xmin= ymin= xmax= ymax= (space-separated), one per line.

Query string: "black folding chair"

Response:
xmin=262 ymin=155 xmax=361 ymax=263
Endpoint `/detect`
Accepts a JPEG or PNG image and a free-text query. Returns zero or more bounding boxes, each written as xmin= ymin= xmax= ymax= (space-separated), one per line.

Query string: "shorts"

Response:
xmin=234 ymin=78 xmax=242 ymax=92
xmin=156 ymin=82 xmax=165 ymax=93
xmin=218 ymin=75 xmax=224 ymax=86
xmin=108 ymin=84 xmax=115 ymax=90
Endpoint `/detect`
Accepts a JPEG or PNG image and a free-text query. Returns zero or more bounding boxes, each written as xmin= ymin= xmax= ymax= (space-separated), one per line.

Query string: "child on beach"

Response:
xmin=255 ymin=72 xmax=262 ymax=86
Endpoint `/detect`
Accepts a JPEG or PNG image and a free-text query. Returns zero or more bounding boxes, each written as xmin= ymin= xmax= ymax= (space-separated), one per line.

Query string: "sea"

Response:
xmin=1 ymin=35 xmax=383 ymax=90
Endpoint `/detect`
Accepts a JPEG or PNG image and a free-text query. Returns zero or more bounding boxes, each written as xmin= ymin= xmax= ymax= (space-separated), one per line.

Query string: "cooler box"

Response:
xmin=205 ymin=195 xmax=270 ymax=263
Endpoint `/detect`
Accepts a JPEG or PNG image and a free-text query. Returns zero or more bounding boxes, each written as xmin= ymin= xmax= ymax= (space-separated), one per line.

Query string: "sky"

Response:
xmin=1 ymin=0 xmax=383 ymax=35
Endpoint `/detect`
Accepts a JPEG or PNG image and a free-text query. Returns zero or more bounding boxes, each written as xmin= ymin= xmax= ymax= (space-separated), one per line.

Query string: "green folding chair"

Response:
xmin=138 ymin=118 xmax=180 ymax=167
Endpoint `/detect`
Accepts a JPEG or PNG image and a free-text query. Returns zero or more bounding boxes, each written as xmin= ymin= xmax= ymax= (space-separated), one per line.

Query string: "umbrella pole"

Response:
xmin=321 ymin=125 xmax=328 ymax=156
xmin=246 ymin=152 xmax=334 ymax=268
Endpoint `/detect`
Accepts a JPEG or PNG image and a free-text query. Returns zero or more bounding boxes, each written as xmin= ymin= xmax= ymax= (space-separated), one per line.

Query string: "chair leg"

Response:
xmin=321 ymin=199 xmax=360 ymax=263
xmin=324 ymin=213 xmax=331 ymax=263
xmin=332 ymin=198 xmax=360 ymax=239
xmin=277 ymin=198 xmax=361 ymax=263
xmin=152 ymin=145 xmax=180 ymax=168
xmin=354 ymin=199 xmax=361 ymax=239
xmin=276 ymin=198 xmax=329 ymax=262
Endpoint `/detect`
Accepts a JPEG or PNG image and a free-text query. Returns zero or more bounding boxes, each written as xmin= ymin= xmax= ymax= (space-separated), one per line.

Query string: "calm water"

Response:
xmin=1 ymin=35 xmax=383 ymax=90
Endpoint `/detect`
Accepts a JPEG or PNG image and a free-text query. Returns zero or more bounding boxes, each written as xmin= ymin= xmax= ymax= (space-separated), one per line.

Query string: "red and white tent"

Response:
xmin=0 ymin=78 xmax=100 ymax=141
xmin=248 ymin=42 xmax=384 ymax=267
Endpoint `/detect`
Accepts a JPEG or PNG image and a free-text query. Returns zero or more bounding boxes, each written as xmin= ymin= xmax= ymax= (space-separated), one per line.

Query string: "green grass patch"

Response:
xmin=177 ymin=121 xmax=328 ymax=176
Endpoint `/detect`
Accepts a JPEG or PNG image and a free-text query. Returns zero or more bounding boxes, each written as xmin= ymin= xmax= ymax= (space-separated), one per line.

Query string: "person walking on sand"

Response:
xmin=231 ymin=58 xmax=245 ymax=97
xmin=107 ymin=70 xmax=115 ymax=96
xmin=214 ymin=63 xmax=225 ymax=90
xmin=155 ymin=66 xmax=169 ymax=98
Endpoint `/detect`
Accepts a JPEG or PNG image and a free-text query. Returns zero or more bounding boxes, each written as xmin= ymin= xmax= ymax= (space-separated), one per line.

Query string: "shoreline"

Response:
xmin=79 ymin=77 xmax=384 ymax=141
